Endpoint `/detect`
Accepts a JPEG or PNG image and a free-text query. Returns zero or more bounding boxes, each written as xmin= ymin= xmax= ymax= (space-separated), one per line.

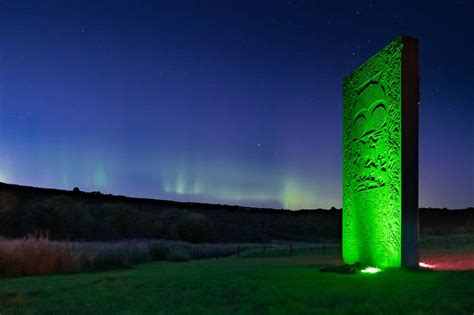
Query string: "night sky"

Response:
xmin=0 ymin=1 xmax=472 ymax=209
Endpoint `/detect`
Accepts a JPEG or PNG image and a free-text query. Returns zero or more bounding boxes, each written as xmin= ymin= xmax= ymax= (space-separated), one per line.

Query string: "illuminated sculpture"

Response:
xmin=342 ymin=36 xmax=419 ymax=268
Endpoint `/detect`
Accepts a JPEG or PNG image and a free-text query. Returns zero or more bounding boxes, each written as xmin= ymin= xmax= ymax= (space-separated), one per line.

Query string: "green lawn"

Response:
xmin=1 ymin=251 xmax=473 ymax=314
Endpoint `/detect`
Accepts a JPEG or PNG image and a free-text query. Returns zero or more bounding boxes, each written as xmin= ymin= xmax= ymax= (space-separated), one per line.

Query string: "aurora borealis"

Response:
xmin=0 ymin=1 xmax=472 ymax=209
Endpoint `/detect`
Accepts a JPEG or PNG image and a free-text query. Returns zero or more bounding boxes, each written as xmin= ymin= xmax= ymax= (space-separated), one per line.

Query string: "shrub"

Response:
xmin=0 ymin=193 xmax=18 ymax=235
xmin=93 ymin=247 xmax=132 ymax=270
xmin=168 ymin=248 xmax=190 ymax=262
xmin=125 ymin=242 xmax=151 ymax=265
xmin=175 ymin=213 xmax=216 ymax=243
xmin=148 ymin=243 xmax=169 ymax=261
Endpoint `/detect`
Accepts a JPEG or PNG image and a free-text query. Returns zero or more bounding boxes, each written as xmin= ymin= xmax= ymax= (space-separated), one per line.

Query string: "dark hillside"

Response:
xmin=0 ymin=182 xmax=472 ymax=242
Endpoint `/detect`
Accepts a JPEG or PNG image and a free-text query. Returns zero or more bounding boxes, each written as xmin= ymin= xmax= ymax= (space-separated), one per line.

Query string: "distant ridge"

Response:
xmin=0 ymin=182 xmax=471 ymax=212
xmin=0 ymin=182 xmax=333 ymax=213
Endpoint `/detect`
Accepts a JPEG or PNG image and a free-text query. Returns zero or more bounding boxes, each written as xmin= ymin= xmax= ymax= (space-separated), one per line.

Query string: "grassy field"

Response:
xmin=1 ymin=243 xmax=473 ymax=315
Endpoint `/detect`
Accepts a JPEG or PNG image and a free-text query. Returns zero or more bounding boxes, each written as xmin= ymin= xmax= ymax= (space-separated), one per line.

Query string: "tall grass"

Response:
xmin=0 ymin=236 xmax=80 ymax=277
xmin=0 ymin=237 xmax=264 ymax=277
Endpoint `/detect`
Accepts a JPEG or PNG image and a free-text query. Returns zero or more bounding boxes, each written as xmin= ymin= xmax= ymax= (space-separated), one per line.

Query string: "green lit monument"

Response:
xmin=342 ymin=36 xmax=419 ymax=268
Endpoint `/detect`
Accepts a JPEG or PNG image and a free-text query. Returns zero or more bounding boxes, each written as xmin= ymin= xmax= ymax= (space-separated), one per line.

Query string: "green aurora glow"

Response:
xmin=159 ymin=158 xmax=327 ymax=209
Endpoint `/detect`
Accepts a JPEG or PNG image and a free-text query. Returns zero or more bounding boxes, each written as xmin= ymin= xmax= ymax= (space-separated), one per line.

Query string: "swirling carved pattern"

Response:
xmin=343 ymin=37 xmax=402 ymax=267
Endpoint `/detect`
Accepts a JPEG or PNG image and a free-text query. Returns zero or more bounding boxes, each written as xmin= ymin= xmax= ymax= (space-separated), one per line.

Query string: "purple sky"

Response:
xmin=0 ymin=1 xmax=472 ymax=209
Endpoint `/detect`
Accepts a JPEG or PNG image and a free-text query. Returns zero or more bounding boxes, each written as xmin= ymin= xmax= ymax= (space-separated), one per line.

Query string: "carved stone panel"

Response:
xmin=342 ymin=36 xmax=419 ymax=268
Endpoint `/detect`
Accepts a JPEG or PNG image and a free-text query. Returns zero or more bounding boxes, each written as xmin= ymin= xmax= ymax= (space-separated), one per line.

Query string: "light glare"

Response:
xmin=419 ymin=262 xmax=435 ymax=269
xmin=360 ymin=266 xmax=381 ymax=274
